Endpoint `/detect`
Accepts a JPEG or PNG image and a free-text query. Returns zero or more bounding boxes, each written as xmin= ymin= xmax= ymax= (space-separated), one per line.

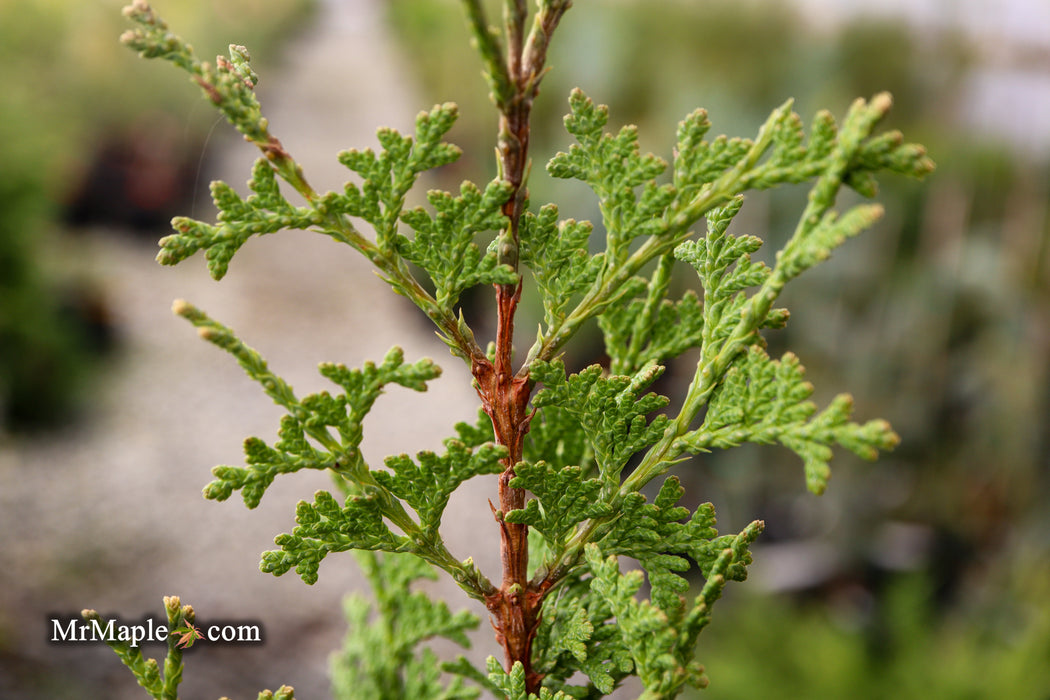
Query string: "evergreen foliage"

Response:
xmin=331 ymin=552 xmax=480 ymax=700
xmin=107 ymin=1 xmax=933 ymax=697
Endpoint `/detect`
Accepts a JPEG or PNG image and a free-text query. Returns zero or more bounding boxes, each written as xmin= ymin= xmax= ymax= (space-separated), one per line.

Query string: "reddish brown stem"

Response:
xmin=470 ymin=3 xmax=572 ymax=693
xmin=473 ymin=281 xmax=540 ymax=688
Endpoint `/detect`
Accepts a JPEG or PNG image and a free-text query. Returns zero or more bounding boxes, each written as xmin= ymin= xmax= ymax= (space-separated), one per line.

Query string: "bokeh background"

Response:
xmin=1 ymin=1 xmax=1048 ymax=698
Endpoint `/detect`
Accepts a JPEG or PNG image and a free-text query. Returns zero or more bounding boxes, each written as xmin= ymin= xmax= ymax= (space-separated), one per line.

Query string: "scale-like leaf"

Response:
xmin=451 ymin=407 xmax=496 ymax=448
xmin=504 ymin=462 xmax=612 ymax=546
xmin=331 ymin=103 xmax=463 ymax=251
xmin=125 ymin=8 xmax=937 ymax=698
xmin=161 ymin=159 xmax=321 ymax=279
xmin=599 ymin=281 xmax=706 ymax=375
xmin=533 ymin=576 xmax=634 ymax=696
xmin=261 ymin=492 xmax=409 ymax=585
xmin=375 ymin=442 xmax=507 ymax=542
xmin=583 ymin=521 xmax=760 ymax=700
xmin=332 ymin=551 xmax=481 ymax=700
xmin=548 ymin=89 xmax=673 ymax=262
xmin=486 ymin=659 xmax=575 ymax=700
xmin=205 ymin=415 xmax=329 ymax=507
xmin=674 ymin=196 xmax=778 ymax=350
xmin=776 ymin=202 xmax=885 ymax=281
xmin=679 ymin=346 xmax=899 ymax=494
xmin=183 ymin=302 xmax=443 ymax=509
xmin=398 ymin=179 xmax=517 ymax=309
xmin=523 ymin=403 xmax=592 ymax=472
xmin=597 ymin=477 xmax=747 ymax=614
xmin=531 ymin=360 xmax=670 ymax=483
xmin=584 ymin=545 xmax=702 ymax=695
xmin=519 ymin=204 xmax=602 ymax=326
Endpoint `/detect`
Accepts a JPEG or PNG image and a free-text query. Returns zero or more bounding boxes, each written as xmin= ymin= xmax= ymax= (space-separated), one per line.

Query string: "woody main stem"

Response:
xmin=459 ymin=1 xmax=573 ymax=691
xmin=463 ymin=2 xmax=571 ymax=693
xmin=476 ymin=40 xmax=542 ymax=693
xmin=474 ymin=277 xmax=538 ymax=689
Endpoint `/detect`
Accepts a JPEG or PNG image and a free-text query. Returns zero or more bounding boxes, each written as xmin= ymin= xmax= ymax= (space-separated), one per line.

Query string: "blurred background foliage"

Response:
xmin=387 ymin=1 xmax=1049 ymax=697
xmin=0 ymin=0 xmax=314 ymax=430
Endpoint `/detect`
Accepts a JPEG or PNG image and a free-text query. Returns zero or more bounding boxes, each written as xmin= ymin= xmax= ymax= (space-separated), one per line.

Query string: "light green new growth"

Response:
xmin=111 ymin=1 xmax=933 ymax=698
xmin=331 ymin=551 xmax=481 ymax=700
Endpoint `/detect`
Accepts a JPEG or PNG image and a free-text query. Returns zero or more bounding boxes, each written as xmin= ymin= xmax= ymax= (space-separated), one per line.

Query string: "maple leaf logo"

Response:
xmin=171 ymin=621 xmax=203 ymax=649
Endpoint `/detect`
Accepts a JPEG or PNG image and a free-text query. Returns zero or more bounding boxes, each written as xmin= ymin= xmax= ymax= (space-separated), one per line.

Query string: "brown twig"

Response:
xmin=467 ymin=1 xmax=573 ymax=693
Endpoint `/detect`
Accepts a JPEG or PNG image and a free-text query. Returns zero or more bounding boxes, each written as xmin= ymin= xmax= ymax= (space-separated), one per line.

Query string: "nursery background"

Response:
xmin=1 ymin=0 xmax=1047 ymax=698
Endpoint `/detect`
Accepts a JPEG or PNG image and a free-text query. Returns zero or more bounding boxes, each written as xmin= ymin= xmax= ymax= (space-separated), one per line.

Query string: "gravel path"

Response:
xmin=1 ymin=2 xmax=501 ymax=697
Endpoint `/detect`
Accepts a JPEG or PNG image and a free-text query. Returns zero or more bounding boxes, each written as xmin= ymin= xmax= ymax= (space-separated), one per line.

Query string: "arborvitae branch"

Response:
xmin=116 ymin=3 xmax=933 ymax=698
xmin=81 ymin=596 xmax=199 ymax=700
xmin=461 ymin=0 xmax=513 ymax=109
xmin=524 ymin=90 xmax=932 ymax=368
xmin=331 ymin=552 xmax=481 ymax=700
xmin=125 ymin=8 xmax=492 ymax=365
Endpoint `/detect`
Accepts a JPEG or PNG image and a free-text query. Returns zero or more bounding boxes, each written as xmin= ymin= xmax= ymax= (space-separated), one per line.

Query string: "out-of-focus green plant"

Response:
xmin=0 ymin=87 xmax=91 ymax=429
xmin=686 ymin=561 xmax=1050 ymax=699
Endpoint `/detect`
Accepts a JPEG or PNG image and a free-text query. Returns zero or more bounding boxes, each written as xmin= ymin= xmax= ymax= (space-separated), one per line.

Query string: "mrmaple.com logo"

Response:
xmin=49 ymin=613 xmax=263 ymax=648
